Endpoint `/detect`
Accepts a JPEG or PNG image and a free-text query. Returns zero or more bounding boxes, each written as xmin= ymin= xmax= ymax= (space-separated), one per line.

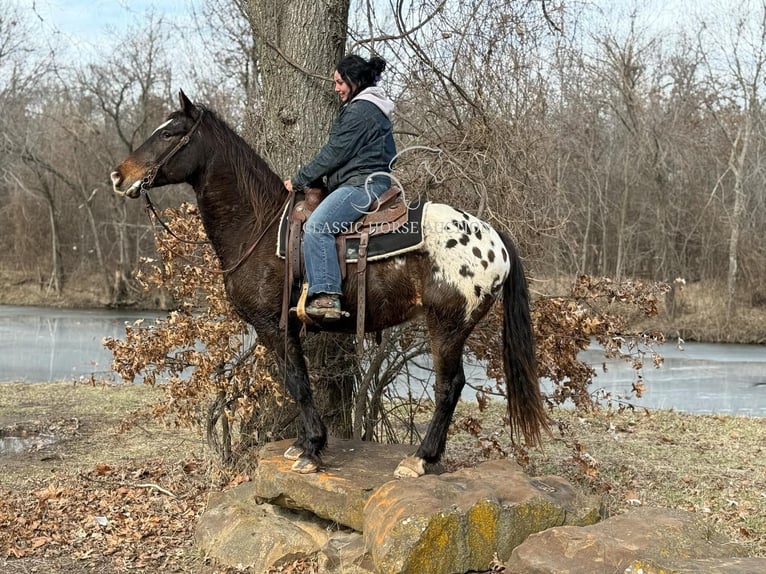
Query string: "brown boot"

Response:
xmin=305 ymin=294 xmax=342 ymax=321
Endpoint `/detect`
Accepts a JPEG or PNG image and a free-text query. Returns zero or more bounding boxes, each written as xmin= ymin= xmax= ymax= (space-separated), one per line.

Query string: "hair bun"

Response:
xmin=368 ymin=56 xmax=387 ymax=76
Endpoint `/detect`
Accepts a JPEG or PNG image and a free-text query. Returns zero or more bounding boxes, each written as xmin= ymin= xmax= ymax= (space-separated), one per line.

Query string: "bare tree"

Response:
xmin=73 ymin=14 xmax=175 ymax=305
xmin=244 ymin=0 xmax=356 ymax=437
xmin=698 ymin=0 xmax=766 ymax=318
xmin=0 ymin=1 xmax=61 ymax=289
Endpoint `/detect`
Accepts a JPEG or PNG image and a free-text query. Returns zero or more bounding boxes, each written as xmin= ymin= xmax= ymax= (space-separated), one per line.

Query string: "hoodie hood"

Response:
xmin=353 ymin=86 xmax=394 ymax=118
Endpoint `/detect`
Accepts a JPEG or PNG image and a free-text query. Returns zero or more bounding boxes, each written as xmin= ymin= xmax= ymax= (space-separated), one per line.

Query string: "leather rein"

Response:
xmin=139 ymin=106 xmax=286 ymax=276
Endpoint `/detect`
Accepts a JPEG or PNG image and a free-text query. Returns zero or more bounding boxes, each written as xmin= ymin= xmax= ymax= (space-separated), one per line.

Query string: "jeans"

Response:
xmin=303 ymin=178 xmax=390 ymax=297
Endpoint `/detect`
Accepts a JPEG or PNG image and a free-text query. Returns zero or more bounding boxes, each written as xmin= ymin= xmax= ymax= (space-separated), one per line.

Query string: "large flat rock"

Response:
xmin=198 ymin=440 xmax=758 ymax=574
xmin=252 ymin=437 xmax=415 ymax=531
xmin=363 ymin=459 xmax=602 ymax=574
xmin=504 ymin=507 xmax=745 ymax=574
xmin=196 ymin=482 xmax=376 ymax=573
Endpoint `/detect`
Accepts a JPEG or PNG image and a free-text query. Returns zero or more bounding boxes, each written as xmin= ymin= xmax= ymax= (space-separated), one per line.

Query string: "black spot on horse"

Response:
xmin=446 ymin=238 xmax=458 ymax=248
xmin=475 ymin=229 xmax=482 ymax=240
xmin=474 ymin=285 xmax=482 ymax=298
xmin=481 ymin=260 xmax=488 ymax=269
xmin=459 ymin=264 xmax=474 ymax=278
xmin=459 ymin=234 xmax=470 ymax=245
xmin=432 ymin=264 xmax=441 ymax=274
xmin=501 ymin=247 xmax=508 ymax=262
xmin=456 ymin=208 xmax=470 ymax=221
xmin=487 ymin=249 xmax=495 ymax=262
xmin=472 ymin=246 xmax=482 ymax=259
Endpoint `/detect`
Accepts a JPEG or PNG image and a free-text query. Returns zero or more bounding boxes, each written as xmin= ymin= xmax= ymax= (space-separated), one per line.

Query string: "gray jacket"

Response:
xmin=291 ymin=87 xmax=396 ymax=192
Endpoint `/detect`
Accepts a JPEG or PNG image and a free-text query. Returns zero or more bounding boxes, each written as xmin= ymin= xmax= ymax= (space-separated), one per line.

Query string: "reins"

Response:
xmin=143 ymin=198 xmax=286 ymax=276
xmin=139 ymin=105 xmax=288 ymax=276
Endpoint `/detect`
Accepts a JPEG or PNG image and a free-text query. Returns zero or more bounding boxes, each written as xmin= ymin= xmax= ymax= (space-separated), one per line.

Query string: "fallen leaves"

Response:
xmin=0 ymin=458 xmax=209 ymax=567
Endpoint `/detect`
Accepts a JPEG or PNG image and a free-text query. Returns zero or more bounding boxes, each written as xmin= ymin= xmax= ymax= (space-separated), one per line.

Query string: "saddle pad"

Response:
xmin=276 ymin=199 xmax=428 ymax=263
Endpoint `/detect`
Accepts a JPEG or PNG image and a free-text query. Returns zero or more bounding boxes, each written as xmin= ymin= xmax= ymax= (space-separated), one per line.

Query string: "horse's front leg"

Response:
xmin=262 ymin=325 xmax=327 ymax=473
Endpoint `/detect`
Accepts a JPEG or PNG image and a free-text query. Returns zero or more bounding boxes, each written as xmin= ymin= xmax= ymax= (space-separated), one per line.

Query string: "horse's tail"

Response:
xmin=498 ymin=230 xmax=549 ymax=447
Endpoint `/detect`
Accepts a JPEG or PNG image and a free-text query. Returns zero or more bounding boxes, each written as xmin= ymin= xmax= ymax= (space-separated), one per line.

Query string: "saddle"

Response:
xmin=279 ymin=186 xmax=414 ymax=355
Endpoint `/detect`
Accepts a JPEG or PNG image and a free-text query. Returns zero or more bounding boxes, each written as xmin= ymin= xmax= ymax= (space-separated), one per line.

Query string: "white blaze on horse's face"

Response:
xmin=151 ymin=119 xmax=173 ymax=135
xmin=423 ymin=204 xmax=511 ymax=319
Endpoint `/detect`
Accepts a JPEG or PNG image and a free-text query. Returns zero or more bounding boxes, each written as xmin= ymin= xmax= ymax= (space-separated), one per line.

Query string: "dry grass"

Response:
xmin=0 ymin=381 xmax=205 ymax=488
xmin=0 ymin=381 xmax=223 ymax=574
xmin=1 ymin=382 xmax=765 ymax=572
xmin=446 ymin=401 xmax=766 ymax=558
xmin=658 ymin=280 xmax=766 ymax=343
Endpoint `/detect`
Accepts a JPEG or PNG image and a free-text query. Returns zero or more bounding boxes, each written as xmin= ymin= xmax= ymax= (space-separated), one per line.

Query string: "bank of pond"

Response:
xmin=1 ymin=305 xmax=764 ymax=416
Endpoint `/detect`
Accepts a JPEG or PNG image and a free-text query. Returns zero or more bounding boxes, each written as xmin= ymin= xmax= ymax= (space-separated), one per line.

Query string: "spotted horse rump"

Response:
xmin=423 ymin=203 xmax=510 ymax=319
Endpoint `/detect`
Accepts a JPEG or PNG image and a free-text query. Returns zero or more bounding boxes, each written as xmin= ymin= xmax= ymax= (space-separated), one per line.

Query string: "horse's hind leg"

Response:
xmin=395 ymin=314 xmax=469 ymax=478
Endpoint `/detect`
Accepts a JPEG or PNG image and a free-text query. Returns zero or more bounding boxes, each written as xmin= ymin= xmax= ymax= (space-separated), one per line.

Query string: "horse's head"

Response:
xmin=111 ymin=90 xmax=204 ymax=198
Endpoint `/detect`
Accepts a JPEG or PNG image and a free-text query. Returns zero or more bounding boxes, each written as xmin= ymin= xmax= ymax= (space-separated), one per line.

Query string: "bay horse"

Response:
xmin=110 ymin=90 xmax=548 ymax=477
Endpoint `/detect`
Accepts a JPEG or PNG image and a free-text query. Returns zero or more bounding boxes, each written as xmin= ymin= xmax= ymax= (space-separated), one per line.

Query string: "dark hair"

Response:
xmin=336 ymin=55 xmax=387 ymax=100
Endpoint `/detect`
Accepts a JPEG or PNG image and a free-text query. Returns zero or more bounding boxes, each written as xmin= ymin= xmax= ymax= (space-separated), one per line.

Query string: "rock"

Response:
xmin=198 ymin=440 xmax=758 ymax=574
xmin=504 ymin=507 xmax=745 ymax=574
xmin=624 ymin=557 xmax=766 ymax=573
xmin=252 ymin=437 xmax=416 ymax=531
xmin=318 ymin=531 xmax=376 ymax=574
xmin=196 ymin=482 xmax=337 ymax=572
xmin=362 ymin=459 xmax=601 ymax=574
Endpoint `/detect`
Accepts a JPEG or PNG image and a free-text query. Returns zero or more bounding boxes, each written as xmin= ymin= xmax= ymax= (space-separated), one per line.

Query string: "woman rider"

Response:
xmin=283 ymin=55 xmax=396 ymax=320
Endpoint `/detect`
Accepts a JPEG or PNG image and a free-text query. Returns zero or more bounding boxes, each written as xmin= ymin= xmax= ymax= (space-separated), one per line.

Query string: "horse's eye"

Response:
xmin=160 ymin=130 xmax=172 ymax=140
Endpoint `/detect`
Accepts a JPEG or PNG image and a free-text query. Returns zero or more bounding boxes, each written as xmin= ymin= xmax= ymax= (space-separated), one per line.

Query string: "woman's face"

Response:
xmin=333 ymin=71 xmax=352 ymax=102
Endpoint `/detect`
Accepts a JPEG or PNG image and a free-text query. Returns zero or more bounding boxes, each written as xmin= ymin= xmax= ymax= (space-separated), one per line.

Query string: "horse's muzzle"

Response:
xmin=110 ymin=171 xmax=141 ymax=198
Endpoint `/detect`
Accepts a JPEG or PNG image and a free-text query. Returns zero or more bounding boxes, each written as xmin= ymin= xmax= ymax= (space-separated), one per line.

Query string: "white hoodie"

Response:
xmin=353 ymin=86 xmax=395 ymax=119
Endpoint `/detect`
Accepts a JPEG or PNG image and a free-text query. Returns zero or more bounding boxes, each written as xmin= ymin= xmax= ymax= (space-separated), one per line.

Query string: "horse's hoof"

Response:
xmin=291 ymin=456 xmax=319 ymax=474
xmin=284 ymin=446 xmax=304 ymax=461
xmin=394 ymin=455 xmax=426 ymax=478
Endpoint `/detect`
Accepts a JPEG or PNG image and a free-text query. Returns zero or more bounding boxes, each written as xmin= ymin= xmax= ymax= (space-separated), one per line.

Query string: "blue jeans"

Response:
xmin=303 ymin=178 xmax=390 ymax=297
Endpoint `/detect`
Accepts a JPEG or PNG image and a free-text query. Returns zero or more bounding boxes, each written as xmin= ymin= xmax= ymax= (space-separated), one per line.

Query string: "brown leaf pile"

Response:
xmin=0 ymin=458 xmax=209 ymax=569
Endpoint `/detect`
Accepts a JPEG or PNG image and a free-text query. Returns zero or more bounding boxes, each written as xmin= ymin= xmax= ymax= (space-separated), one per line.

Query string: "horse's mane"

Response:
xmin=197 ymin=104 xmax=287 ymax=220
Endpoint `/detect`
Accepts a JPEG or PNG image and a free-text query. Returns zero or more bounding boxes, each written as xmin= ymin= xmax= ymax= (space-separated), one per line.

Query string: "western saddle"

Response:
xmin=280 ymin=186 xmax=409 ymax=355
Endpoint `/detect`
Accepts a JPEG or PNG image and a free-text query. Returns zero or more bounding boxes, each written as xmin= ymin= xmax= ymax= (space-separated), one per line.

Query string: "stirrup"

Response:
xmin=305 ymin=294 xmax=342 ymax=321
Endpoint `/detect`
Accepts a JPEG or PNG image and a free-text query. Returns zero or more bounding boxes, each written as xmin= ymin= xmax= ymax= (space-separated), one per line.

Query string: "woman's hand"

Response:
xmin=283 ymin=179 xmax=294 ymax=193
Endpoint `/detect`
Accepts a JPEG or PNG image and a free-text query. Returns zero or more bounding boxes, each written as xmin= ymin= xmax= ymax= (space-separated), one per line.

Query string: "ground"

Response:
xmin=1 ymin=382 xmax=764 ymax=573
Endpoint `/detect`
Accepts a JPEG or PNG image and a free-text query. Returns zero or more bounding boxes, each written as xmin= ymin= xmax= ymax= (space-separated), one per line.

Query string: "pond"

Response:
xmin=0 ymin=305 xmax=163 ymax=382
xmin=1 ymin=305 xmax=764 ymax=416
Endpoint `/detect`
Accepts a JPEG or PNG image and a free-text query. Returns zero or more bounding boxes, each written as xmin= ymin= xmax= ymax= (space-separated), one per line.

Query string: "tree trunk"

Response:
xmin=727 ymin=118 xmax=750 ymax=320
xmin=246 ymin=0 xmax=355 ymax=438
xmin=615 ymin=151 xmax=631 ymax=280
xmin=45 ymin=192 xmax=62 ymax=295
xmin=247 ymin=0 xmax=349 ymax=175
xmin=38 ymin=179 xmax=62 ymax=295
xmin=110 ymin=200 xmax=132 ymax=306
xmin=307 ymin=334 xmax=356 ymax=439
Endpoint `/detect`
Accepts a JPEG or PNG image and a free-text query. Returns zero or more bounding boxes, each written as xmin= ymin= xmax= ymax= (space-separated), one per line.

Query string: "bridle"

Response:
xmin=138 ymin=106 xmax=288 ymax=276
xmin=140 ymin=106 xmax=208 ymax=247
xmin=140 ymin=107 xmax=205 ymax=194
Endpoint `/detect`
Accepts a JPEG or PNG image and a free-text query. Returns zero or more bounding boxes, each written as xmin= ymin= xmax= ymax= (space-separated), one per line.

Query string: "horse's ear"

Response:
xmin=178 ymin=90 xmax=195 ymax=115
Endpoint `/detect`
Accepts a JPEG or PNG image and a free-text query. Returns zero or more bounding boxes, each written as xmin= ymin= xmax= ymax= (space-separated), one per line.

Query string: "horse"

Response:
xmin=110 ymin=90 xmax=548 ymax=478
